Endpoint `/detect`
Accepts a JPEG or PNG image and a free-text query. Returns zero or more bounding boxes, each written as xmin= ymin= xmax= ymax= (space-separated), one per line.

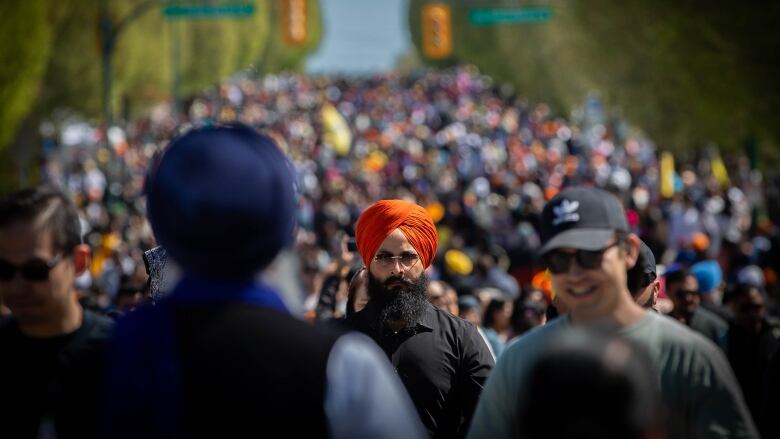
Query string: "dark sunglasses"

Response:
xmin=543 ymin=242 xmax=620 ymax=274
xmin=0 ymin=254 xmax=63 ymax=282
xmin=675 ymin=289 xmax=699 ymax=299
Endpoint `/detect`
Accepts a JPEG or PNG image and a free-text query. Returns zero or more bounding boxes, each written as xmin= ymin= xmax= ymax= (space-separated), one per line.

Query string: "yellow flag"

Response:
xmin=321 ymin=104 xmax=352 ymax=156
xmin=711 ymin=154 xmax=730 ymax=187
xmin=660 ymin=152 xmax=675 ymax=199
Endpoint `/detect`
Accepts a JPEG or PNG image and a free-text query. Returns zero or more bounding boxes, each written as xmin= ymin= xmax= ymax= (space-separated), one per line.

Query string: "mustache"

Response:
xmin=383 ymin=276 xmax=414 ymax=287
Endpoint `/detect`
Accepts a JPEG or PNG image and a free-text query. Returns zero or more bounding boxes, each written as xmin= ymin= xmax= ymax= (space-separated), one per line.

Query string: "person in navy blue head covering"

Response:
xmin=105 ymin=124 xmax=425 ymax=439
xmin=145 ymin=124 xmax=297 ymax=278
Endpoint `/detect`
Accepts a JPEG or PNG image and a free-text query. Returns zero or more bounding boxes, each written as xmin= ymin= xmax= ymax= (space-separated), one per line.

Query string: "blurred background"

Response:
xmin=0 ymin=1 xmax=779 ymax=337
xmin=3 ymin=0 xmax=780 ymax=185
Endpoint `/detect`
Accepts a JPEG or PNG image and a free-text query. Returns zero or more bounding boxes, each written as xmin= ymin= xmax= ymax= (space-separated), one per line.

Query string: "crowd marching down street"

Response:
xmin=1 ymin=66 xmax=779 ymax=438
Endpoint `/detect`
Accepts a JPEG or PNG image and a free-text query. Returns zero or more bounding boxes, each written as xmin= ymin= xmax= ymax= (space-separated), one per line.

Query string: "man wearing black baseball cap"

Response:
xmin=469 ymin=187 xmax=757 ymax=439
xmin=627 ymin=240 xmax=660 ymax=308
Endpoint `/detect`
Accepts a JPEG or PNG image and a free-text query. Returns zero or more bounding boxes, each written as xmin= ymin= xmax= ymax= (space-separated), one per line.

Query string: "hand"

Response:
xmin=335 ymin=235 xmax=356 ymax=276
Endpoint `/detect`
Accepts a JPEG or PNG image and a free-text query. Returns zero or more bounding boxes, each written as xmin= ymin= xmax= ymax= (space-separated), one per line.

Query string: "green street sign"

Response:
xmin=469 ymin=7 xmax=552 ymax=26
xmin=163 ymin=3 xmax=255 ymax=19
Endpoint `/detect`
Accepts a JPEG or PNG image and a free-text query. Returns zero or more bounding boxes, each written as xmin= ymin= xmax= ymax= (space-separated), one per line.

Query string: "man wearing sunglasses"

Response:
xmin=469 ymin=187 xmax=757 ymax=439
xmin=0 ymin=185 xmax=113 ymax=439
xmin=346 ymin=199 xmax=495 ymax=438
xmin=665 ymin=265 xmax=728 ymax=347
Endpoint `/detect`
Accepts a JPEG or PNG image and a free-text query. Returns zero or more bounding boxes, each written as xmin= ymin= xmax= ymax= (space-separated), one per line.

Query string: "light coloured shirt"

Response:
xmin=468 ymin=312 xmax=758 ymax=439
xmin=326 ymin=332 xmax=427 ymax=439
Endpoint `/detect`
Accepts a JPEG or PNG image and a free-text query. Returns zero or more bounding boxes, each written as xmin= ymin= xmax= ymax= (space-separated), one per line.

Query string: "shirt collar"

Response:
xmin=418 ymin=302 xmax=436 ymax=331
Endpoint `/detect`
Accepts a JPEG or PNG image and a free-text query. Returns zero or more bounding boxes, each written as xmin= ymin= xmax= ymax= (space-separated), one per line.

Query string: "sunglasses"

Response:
xmin=543 ymin=242 xmax=620 ymax=274
xmin=675 ymin=289 xmax=699 ymax=299
xmin=0 ymin=254 xmax=63 ymax=282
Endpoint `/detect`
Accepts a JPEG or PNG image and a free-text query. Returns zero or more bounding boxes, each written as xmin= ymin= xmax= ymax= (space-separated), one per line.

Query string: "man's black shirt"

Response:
xmin=726 ymin=319 xmax=780 ymax=421
xmin=0 ymin=310 xmax=113 ymax=439
xmin=345 ymin=301 xmax=494 ymax=438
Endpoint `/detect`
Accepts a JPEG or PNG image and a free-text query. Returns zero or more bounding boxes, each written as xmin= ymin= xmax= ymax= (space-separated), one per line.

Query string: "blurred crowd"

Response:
xmin=20 ymin=65 xmax=779 ymax=347
xmin=3 ymin=65 xmax=780 ymax=439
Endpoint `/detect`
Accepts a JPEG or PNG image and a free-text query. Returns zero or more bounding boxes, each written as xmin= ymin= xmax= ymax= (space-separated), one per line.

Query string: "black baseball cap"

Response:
xmin=539 ymin=187 xmax=629 ymax=255
xmin=637 ymin=240 xmax=656 ymax=278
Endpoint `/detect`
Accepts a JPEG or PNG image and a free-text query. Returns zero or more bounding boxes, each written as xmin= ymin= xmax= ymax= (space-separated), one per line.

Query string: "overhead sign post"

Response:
xmin=162 ymin=3 xmax=255 ymax=19
xmin=162 ymin=3 xmax=256 ymax=112
xmin=469 ymin=7 xmax=552 ymax=26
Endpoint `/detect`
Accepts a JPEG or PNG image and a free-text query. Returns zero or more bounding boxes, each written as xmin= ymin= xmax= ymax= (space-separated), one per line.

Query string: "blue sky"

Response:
xmin=306 ymin=0 xmax=412 ymax=74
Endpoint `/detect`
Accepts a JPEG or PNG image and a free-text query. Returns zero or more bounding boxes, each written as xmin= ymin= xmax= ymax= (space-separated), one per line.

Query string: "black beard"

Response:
xmin=367 ymin=271 xmax=429 ymax=330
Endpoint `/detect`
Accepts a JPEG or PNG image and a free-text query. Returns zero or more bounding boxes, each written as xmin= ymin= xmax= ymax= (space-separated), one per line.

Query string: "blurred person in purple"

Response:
xmin=0 ymin=185 xmax=113 ymax=439
xmin=105 ymin=124 xmax=424 ymax=438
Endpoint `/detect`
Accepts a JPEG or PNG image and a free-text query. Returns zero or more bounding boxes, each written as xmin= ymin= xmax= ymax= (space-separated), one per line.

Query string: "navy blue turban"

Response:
xmin=145 ymin=124 xmax=296 ymax=278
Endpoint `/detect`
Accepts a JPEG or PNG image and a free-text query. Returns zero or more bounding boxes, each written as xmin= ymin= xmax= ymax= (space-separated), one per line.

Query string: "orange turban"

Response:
xmin=355 ymin=200 xmax=438 ymax=269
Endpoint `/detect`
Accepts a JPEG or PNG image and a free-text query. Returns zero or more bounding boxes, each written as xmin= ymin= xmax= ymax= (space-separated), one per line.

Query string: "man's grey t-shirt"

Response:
xmin=468 ymin=311 xmax=758 ymax=439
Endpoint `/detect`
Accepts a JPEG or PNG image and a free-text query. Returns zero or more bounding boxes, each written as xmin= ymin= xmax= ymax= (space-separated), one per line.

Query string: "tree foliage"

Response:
xmin=1 ymin=0 xmax=322 ymax=154
xmin=409 ymin=0 xmax=780 ymax=153
xmin=0 ymin=1 xmax=52 ymax=154
xmin=258 ymin=0 xmax=322 ymax=72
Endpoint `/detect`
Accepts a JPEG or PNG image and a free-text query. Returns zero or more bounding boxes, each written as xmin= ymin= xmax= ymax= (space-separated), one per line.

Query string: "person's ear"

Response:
xmin=625 ymin=234 xmax=641 ymax=269
xmin=651 ymin=279 xmax=660 ymax=306
xmin=72 ymin=244 xmax=91 ymax=276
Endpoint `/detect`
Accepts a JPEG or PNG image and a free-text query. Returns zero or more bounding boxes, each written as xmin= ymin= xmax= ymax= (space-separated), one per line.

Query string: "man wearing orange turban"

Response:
xmin=355 ymin=199 xmax=438 ymax=271
xmin=346 ymin=199 xmax=495 ymax=439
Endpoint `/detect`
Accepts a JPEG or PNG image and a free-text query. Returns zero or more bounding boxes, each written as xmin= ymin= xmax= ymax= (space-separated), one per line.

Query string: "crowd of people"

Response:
xmin=1 ymin=66 xmax=779 ymax=438
xmin=30 ymin=66 xmax=780 ymax=345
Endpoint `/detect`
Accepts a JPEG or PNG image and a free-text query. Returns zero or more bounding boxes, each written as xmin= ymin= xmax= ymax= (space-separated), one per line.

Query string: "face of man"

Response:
xmin=0 ymin=221 xmax=77 ymax=327
xmin=668 ymin=275 xmax=700 ymax=316
xmin=548 ymin=235 xmax=639 ymax=322
xmin=369 ymin=229 xmax=426 ymax=283
xmin=367 ymin=228 xmax=428 ymax=328
xmin=733 ymin=287 xmax=765 ymax=332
